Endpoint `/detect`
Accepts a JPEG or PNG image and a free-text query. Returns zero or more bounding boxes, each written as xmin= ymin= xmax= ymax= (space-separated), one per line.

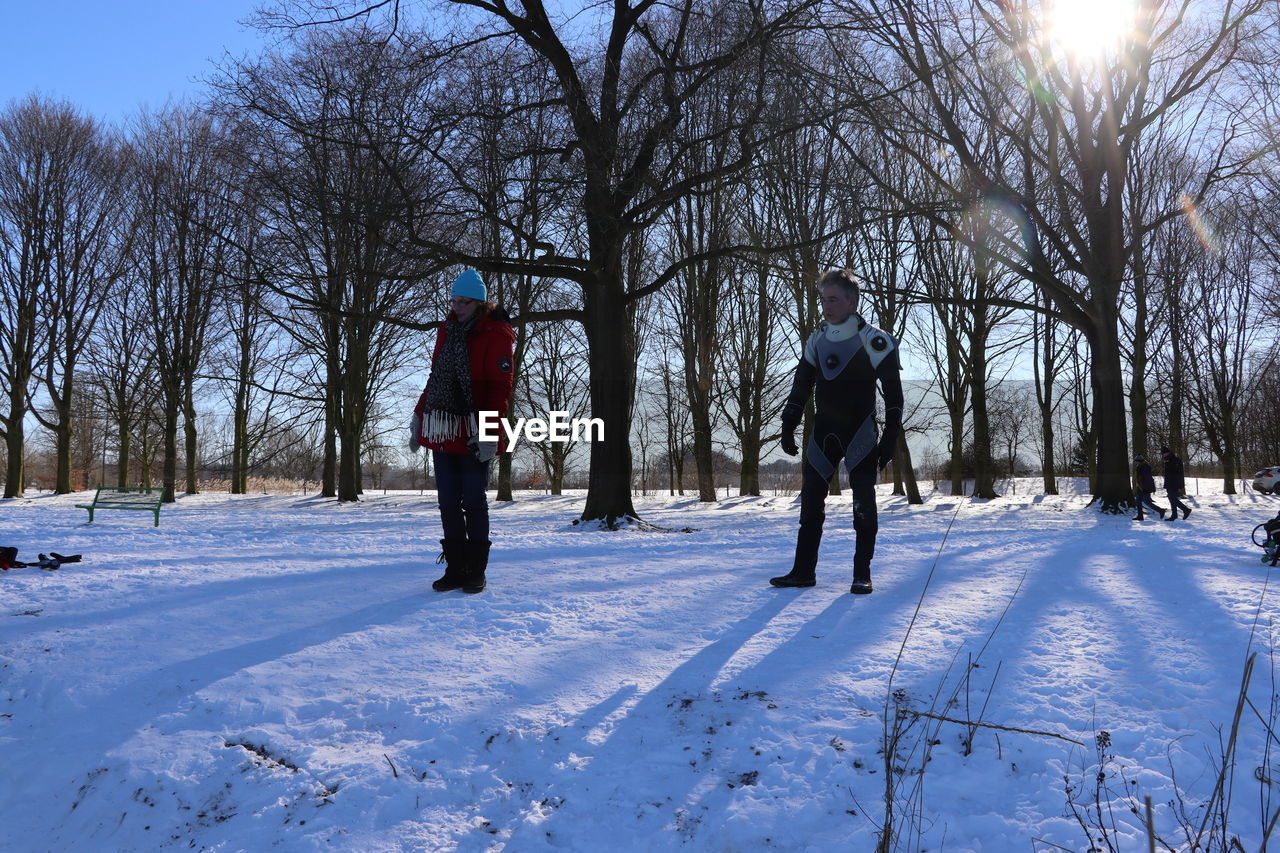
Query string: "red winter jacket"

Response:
xmin=414 ymin=308 xmax=516 ymax=455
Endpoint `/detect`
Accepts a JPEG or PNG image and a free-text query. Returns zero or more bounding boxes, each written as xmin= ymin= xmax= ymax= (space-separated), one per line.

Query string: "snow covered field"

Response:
xmin=2 ymin=481 xmax=1278 ymax=851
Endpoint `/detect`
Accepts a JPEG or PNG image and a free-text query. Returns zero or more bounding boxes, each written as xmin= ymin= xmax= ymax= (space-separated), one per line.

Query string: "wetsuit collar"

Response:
xmin=823 ymin=313 xmax=865 ymax=342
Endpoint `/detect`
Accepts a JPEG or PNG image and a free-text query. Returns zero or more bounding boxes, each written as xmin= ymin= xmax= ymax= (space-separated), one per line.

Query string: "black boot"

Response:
xmin=770 ymin=570 xmax=816 ymax=588
xmin=773 ymin=516 xmax=821 ymax=588
xmin=850 ymin=562 xmax=873 ymax=595
xmin=463 ymin=540 xmax=491 ymax=594
xmin=432 ymin=539 xmax=468 ymax=591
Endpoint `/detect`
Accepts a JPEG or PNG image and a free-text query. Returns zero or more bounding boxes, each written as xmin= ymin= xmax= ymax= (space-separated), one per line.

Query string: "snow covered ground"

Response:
xmin=2 ymin=480 xmax=1278 ymax=851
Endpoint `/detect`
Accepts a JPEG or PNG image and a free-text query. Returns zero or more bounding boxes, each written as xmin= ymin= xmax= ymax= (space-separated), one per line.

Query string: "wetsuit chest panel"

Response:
xmin=812 ymin=333 xmax=867 ymax=381
xmin=858 ymin=326 xmax=896 ymax=371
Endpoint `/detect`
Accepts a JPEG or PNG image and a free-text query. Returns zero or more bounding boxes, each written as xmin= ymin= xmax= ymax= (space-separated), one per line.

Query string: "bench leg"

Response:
xmin=153 ymin=510 xmax=159 ymax=527
xmin=85 ymin=509 xmax=94 ymax=524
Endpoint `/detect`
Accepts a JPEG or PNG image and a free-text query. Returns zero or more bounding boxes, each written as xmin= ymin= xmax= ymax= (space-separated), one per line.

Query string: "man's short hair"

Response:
xmin=818 ymin=268 xmax=860 ymax=300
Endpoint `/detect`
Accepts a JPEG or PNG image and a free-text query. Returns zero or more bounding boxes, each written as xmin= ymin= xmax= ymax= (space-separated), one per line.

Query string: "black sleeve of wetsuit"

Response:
xmin=781 ymin=356 xmax=815 ymax=430
xmin=878 ymin=347 xmax=905 ymax=449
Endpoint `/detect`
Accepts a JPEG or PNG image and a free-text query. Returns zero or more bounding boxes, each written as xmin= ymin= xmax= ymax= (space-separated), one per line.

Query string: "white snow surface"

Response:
xmin=2 ymin=481 xmax=1279 ymax=851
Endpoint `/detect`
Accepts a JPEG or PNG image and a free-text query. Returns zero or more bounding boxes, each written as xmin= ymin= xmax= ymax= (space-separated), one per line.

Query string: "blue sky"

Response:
xmin=0 ymin=1 xmax=270 ymax=122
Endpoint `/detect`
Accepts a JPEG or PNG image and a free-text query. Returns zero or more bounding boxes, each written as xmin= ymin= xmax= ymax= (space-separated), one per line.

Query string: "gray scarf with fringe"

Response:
xmin=421 ymin=313 xmax=479 ymax=444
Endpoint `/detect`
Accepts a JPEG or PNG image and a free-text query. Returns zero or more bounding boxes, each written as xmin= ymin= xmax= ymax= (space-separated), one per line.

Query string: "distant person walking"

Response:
xmin=412 ymin=270 xmax=515 ymax=593
xmin=1132 ymin=454 xmax=1165 ymax=521
xmin=1161 ymin=445 xmax=1192 ymax=521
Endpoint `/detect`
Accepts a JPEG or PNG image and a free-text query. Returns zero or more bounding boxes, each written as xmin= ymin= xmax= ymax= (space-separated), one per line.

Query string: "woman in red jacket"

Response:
xmin=412 ymin=270 xmax=515 ymax=593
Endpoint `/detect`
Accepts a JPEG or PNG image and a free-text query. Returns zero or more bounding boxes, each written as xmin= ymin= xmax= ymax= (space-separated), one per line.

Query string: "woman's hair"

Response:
xmin=818 ymin=268 xmax=860 ymax=300
xmin=453 ymin=300 xmax=498 ymax=319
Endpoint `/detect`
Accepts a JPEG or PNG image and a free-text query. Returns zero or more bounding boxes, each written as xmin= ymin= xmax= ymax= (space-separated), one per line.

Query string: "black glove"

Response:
xmin=781 ymin=428 xmax=799 ymax=457
xmin=779 ymin=400 xmax=804 ymax=457
xmin=876 ymin=436 xmax=896 ymax=470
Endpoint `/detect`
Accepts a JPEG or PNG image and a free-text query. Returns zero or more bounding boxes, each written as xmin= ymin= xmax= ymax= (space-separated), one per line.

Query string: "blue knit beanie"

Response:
xmin=451 ymin=269 xmax=487 ymax=301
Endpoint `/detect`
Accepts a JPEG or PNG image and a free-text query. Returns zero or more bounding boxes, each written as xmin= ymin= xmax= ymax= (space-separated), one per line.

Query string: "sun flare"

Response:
xmin=1045 ymin=0 xmax=1138 ymax=60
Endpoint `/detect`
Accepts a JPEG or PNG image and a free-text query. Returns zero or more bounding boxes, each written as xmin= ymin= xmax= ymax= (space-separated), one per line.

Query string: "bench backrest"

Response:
xmin=93 ymin=487 xmax=164 ymax=505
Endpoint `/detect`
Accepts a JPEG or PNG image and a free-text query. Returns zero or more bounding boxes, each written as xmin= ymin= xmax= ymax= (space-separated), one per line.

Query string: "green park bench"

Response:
xmin=76 ymin=486 xmax=166 ymax=527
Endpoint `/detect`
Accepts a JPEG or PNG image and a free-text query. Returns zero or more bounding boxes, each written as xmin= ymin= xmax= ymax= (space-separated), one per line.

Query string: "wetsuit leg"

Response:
xmin=790 ymin=430 xmax=846 ymax=579
xmin=848 ymin=454 xmax=879 ymax=584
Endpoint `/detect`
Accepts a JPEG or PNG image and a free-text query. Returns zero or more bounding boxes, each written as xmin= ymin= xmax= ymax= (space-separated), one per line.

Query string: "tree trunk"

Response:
xmin=337 ymin=366 xmax=362 ymax=502
xmin=948 ymin=387 xmax=965 ymax=499
xmin=969 ymin=340 xmax=998 ymax=499
xmin=897 ymin=433 xmax=922 ymax=504
xmin=232 ymin=399 xmax=248 ymax=494
xmin=1130 ymin=292 xmax=1152 ymax=461
xmin=690 ymin=401 xmax=716 ymax=503
xmin=321 ymin=360 xmax=338 ymax=497
xmin=4 ymin=395 xmax=24 ymax=498
xmin=116 ymin=417 xmax=131 ymax=488
xmin=739 ymin=264 xmax=770 ymax=500
xmin=1221 ymin=401 xmax=1238 ymax=495
xmin=183 ymin=387 xmax=199 ymax=495
xmin=162 ymin=396 xmax=179 ymax=503
xmin=550 ymin=453 xmax=564 ymax=495
xmin=139 ymin=420 xmax=154 ymax=488
xmin=338 ymin=432 xmax=360 ymax=501
xmin=54 ymin=407 xmax=72 ymax=495
xmin=1038 ymin=399 xmax=1058 ymax=495
xmin=739 ymin=432 xmax=761 ymax=497
xmin=497 ymin=453 xmax=513 ymax=502
xmin=1168 ymin=291 xmax=1186 ymax=458
xmin=580 ymin=277 xmax=638 ymax=525
xmin=1088 ymin=305 xmax=1131 ymax=511
xmin=3 ymin=322 xmax=33 ymax=496
xmin=1033 ymin=306 xmax=1059 ymax=496
xmin=232 ymin=336 xmax=252 ymax=494
xmin=969 ymin=266 xmax=998 ymax=499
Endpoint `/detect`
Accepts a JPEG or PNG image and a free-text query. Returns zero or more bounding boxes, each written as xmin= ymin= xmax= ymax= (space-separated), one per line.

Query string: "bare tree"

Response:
xmin=441 ymin=44 xmax=572 ymax=502
xmin=520 ymin=317 xmax=589 ymax=495
xmin=219 ymin=27 xmax=438 ymax=501
xmin=1030 ymin=288 xmax=1067 ymax=493
xmin=1184 ymin=205 xmax=1261 ymax=493
xmin=652 ymin=356 xmax=692 ymax=496
xmin=837 ymin=0 xmax=1267 ymax=510
xmin=662 ymin=175 xmax=737 ymax=502
xmin=847 ymin=137 xmax=926 ymax=502
xmin=988 ymin=382 xmax=1035 ymax=491
xmin=912 ymin=221 xmax=976 ymax=495
xmin=310 ymin=0 xmax=827 ymax=523
xmin=25 ymin=105 xmax=131 ymax=493
xmin=132 ymin=107 xmax=236 ymax=501
xmin=86 ymin=277 xmax=160 ymax=488
xmin=713 ymin=255 xmax=792 ymax=496
xmin=0 ymin=96 xmax=57 ymax=496
xmin=753 ymin=88 xmax=869 ymax=497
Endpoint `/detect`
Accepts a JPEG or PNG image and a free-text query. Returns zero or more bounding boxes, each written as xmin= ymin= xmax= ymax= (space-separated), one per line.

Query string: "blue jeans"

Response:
xmin=1135 ymin=490 xmax=1164 ymax=516
xmin=1166 ymin=488 xmax=1191 ymax=519
xmin=433 ymin=451 xmax=491 ymax=542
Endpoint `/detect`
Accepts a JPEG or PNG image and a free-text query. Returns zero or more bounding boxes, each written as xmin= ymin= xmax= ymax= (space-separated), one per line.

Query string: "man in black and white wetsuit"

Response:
xmin=771 ymin=269 xmax=904 ymax=595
